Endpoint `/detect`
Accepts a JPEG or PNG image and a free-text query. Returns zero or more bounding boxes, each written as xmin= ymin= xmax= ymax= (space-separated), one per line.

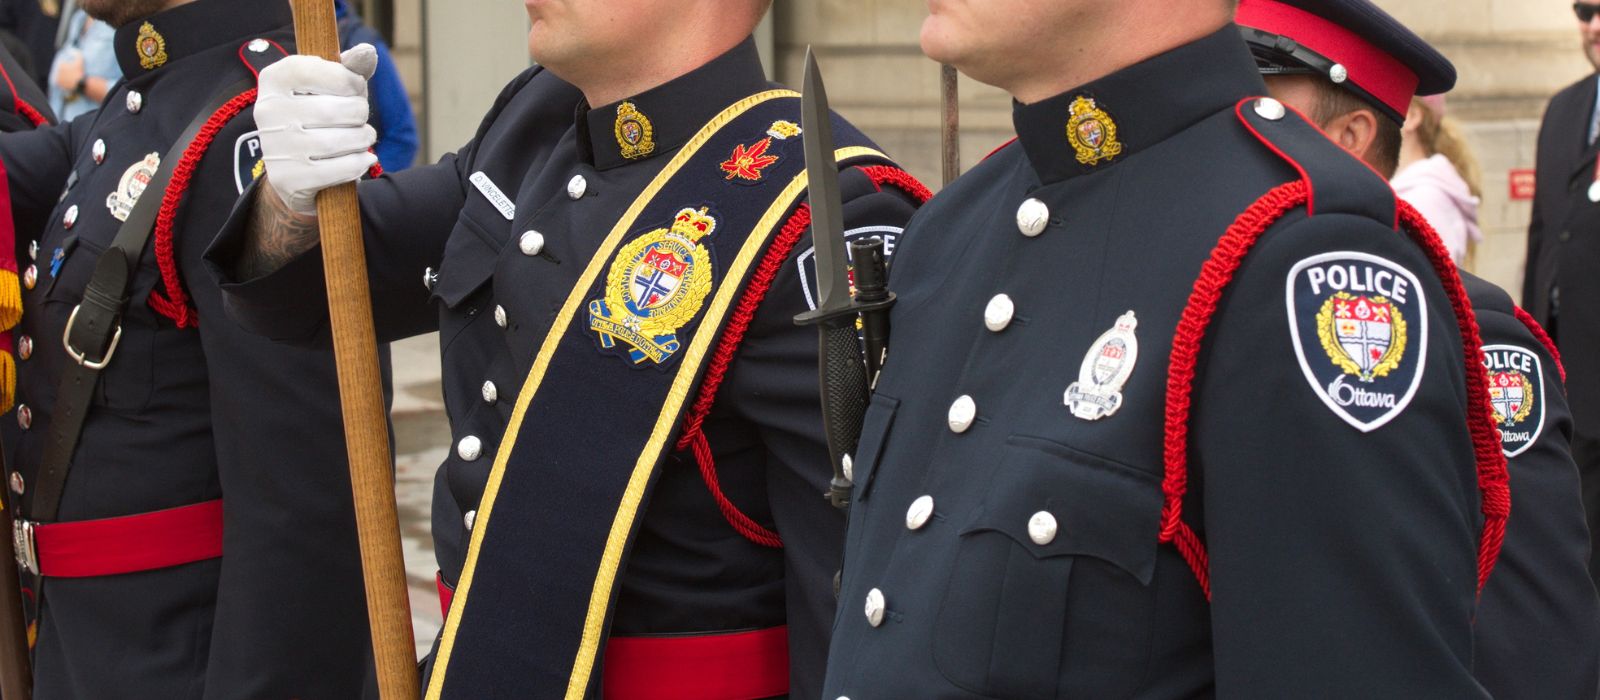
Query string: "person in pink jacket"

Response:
xmin=1392 ymin=94 xmax=1484 ymax=265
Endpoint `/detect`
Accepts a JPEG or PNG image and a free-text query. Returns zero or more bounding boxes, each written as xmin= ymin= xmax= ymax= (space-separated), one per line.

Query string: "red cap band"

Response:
xmin=1238 ymin=0 xmax=1420 ymax=117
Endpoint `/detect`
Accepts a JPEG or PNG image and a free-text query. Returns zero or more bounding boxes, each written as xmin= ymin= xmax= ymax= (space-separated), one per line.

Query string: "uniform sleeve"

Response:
xmin=177 ymin=119 xmax=372 ymax=697
xmin=721 ymin=165 xmax=920 ymax=695
xmin=0 ymin=115 xmax=83 ymax=237
xmin=1193 ymin=212 xmax=1486 ymax=697
xmin=1471 ymin=301 xmax=1600 ymax=700
xmin=203 ymin=150 xmax=469 ymax=345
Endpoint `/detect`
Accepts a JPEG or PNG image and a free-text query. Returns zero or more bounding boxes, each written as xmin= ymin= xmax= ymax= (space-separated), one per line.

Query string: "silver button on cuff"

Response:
xmin=92 ymin=139 xmax=106 ymax=164
xmin=457 ymin=435 xmax=483 ymax=462
xmin=1028 ymin=511 xmax=1059 ymax=545
xmin=905 ymin=495 xmax=934 ymax=530
xmin=1254 ymin=97 xmax=1286 ymax=121
xmin=16 ymin=404 xmax=31 ymax=431
xmin=864 ymin=588 xmax=886 ymax=627
xmin=567 ymin=174 xmax=587 ymax=200
xmin=1016 ymin=198 xmax=1049 ymax=237
xmin=8 ymin=472 xmax=22 ymax=495
xmin=463 ymin=509 xmax=477 ymax=530
xmin=947 ymin=395 xmax=976 ymax=433
xmin=984 ymin=294 xmax=1015 ymax=332
xmin=481 ymin=380 xmax=498 ymax=405
xmin=126 ymin=90 xmax=143 ymax=114
xmin=519 ymin=230 xmax=546 ymax=256
xmin=493 ymin=305 xmax=508 ymax=328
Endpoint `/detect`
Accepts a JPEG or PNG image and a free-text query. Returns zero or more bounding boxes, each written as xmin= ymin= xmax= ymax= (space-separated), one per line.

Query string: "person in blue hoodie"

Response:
xmin=336 ymin=0 xmax=416 ymax=171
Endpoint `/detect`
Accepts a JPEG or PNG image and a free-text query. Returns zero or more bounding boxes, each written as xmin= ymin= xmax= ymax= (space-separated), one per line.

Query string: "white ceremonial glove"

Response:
xmin=254 ymin=44 xmax=380 ymax=216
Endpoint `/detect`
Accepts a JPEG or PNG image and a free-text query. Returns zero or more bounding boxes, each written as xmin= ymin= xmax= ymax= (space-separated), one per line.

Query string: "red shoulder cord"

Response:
xmin=674 ymin=165 xmax=931 ymax=548
xmin=1159 ymin=182 xmax=1509 ymax=600
xmin=0 ymin=59 xmax=47 ymax=128
xmin=1512 ymin=305 xmax=1565 ymax=384
xmin=147 ymin=91 xmax=386 ymax=328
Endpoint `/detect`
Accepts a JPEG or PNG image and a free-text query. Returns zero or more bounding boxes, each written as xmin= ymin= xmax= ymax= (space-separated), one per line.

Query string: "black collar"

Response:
xmin=114 ymin=0 xmax=291 ymax=79
xmin=1013 ymin=24 xmax=1267 ymax=185
xmin=577 ymin=37 xmax=770 ymax=171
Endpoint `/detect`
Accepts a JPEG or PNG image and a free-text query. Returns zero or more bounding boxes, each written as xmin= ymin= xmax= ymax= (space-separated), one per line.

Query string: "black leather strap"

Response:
xmin=27 ymin=78 xmax=253 ymax=524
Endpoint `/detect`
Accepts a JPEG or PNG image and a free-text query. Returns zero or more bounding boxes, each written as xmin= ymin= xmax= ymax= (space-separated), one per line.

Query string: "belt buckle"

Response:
xmin=62 ymin=304 xmax=123 ymax=370
xmin=12 ymin=520 xmax=36 ymax=575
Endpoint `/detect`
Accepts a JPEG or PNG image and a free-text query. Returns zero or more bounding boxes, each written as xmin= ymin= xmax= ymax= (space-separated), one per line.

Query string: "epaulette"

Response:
xmin=1234 ymin=96 xmax=1397 ymax=227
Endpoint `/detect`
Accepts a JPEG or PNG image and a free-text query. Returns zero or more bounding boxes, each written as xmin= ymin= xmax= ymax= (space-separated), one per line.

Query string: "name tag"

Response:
xmin=470 ymin=171 xmax=516 ymax=221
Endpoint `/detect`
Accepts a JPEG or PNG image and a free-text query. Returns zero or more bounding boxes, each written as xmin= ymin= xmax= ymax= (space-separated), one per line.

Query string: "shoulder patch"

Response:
xmin=797 ymin=225 xmax=902 ymax=311
xmin=1286 ymin=251 xmax=1428 ymax=432
xmin=1482 ymin=344 xmax=1545 ymax=458
xmin=234 ymin=130 xmax=264 ymax=194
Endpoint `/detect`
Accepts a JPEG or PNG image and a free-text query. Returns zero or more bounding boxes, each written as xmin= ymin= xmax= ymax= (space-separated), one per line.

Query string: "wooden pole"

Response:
xmin=286 ymin=2 xmax=419 ymax=698
xmin=0 ymin=489 xmax=31 ymax=700
xmin=940 ymin=64 xmax=960 ymax=187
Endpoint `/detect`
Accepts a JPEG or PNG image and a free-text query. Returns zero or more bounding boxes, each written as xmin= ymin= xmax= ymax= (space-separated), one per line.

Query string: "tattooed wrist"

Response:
xmin=238 ymin=178 xmax=320 ymax=280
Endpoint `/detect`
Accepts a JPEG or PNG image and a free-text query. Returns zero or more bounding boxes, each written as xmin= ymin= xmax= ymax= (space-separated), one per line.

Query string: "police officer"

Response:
xmin=205 ymin=0 xmax=925 ymax=696
xmin=821 ymin=0 xmax=1505 ymax=696
xmin=0 ymin=1 xmax=373 ymax=696
xmin=1239 ymin=2 xmax=1600 ymax=696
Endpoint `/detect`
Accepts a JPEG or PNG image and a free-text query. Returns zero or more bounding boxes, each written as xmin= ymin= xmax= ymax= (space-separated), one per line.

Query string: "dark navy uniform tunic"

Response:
xmin=0 ymin=2 xmax=372 ymax=697
xmin=208 ymin=39 xmax=921 ymax=696
xmin=823 ymin=27 xmax=1488 ymax=698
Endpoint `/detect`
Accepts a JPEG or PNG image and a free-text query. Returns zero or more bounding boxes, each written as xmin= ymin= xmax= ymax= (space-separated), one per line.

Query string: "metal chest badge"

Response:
xmin=1288 ymin=252 xmax=1428 ymax=432
xmin=136 ymin=22 xmax=168 ymax=70
xmin=1066 ymin=96 xmax=1123 ymax=166
xmin=1482 ymin=344 xmax=1545 ymax=457
xmin=106 ymin=152 xmax=161 ymax=222
xmin=588 ymin=207 xmax=717 ymax=365
xmin=1065 ymin=310 xmax=1139 ymax=420
xmin=615 ymin=101 xmax=656 ymax=160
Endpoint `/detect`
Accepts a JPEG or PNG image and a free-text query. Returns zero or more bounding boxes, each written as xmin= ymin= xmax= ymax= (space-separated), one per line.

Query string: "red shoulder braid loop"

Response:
xmin=14 ymin=101 xmax=45 ymax=128
xmin=674 ymin=165 xmax=931 ymax=549
xmin=1160 ymin=184 xmax=1509 ymax=600
xmin=147 ymin=89 xmax=258 ymax=328
xmin=1512 ymin=304 xmax=1565 ymax=384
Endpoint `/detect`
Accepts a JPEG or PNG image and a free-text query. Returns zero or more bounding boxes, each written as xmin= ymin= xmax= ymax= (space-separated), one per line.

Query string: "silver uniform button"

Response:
xmin=493 ymin=305 xmax=508 ymax=329
xmin=905 ymin=495 xmax=934 ymax=530
xmin=567 ymin=174 xmax=587 ymax=200
xmin=864 ymin=588 xmax=886 ymax=627
xmin=1016 ymin=198 xmax=1049 ymax=237
xmin=1329 ymin=63 xmax=1349 ymax=84
xmin=27 ymin=240 xmax=37 ymax=260
xmin=1589 ymin=181 xmax=1600 ymax=204
xmin=456 ymin=435 xmax=483 ymax=462
xmin=519 ymin=230 xmax=546 ymax=256
xmin=841 ymin=453 xmax=854 ymax=482
xmin=63 ymin=204 xmax=79 ymax=229
xmin=16 ymin=404 xmax=30 ymax=431
xmin=947 ymin=395 xmax=976 ymax=433
xmin=8 ymin=472 xmax=21 ymax=495
xmin=422 ymin=266 xmax=437 ymax=291
xmin=22 ymin=265 xmax=35 ymax=290
xmin=481 ymin=380 xmax=498 ymax=405
xmin=984 ymin=294 xmax=1015 ymax=332
xmin=17 ymin=335 xmax=32 ymax=361
xmin=463 ymin=509 xmax=477 ymax=530
xmin=248 ymin=38 xmax=270 ymax=53
xmin=1028 ymin=510 xmax=1059 ymax=545
xmin=1254 ymin=97 xmax=1286 ymax=121
xmin=92 ymin=139 xmax=106 ymax=164
xmin=126 ymin=90 xmax=143 ymax=114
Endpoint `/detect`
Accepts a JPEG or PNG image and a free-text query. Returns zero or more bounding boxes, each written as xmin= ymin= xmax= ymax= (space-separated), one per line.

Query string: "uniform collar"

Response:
xmin=114 ymin=0 xmax=292 ymax=78
xmin=578 ymin=37 xmax=769 ymax=171
xmin=1013 ymin=25 xmax=1267 ymax=185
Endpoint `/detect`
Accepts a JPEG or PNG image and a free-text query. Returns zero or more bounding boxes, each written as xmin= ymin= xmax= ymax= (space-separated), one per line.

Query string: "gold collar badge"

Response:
xmin=136 ymin=22 xmax=167 ymax=70
xmin=614 ymin=101 xmax=656 ymax=160
xmin=1066 ymin=96 xmax=1123 ymax=166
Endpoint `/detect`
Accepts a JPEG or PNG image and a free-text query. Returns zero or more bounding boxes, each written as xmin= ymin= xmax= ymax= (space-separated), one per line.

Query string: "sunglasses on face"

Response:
xmin=1577 ymin=2 xmax=1600 ymax=23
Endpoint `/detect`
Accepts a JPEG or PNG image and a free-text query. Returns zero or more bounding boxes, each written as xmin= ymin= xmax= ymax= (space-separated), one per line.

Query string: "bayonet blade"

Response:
xmin=802 ymin=47 xmax=850 ymax=314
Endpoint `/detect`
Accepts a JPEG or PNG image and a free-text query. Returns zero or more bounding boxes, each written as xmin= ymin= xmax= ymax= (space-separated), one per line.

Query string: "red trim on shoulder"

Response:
xmin=147 ymin=88 xmax=259 ymax=328
xmin=236 ymin=39 xmax=292 ymax=80
xmin=1234 ymin=97 xmax=1401 ymax=229
xmin=856 ymin=165 xmax=932 ymax=204
xmin=1512 ymin=305 xmax=1564 ymax=383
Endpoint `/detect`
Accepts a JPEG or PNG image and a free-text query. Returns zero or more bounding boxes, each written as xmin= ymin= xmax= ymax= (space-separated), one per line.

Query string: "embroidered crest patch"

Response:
xmin=1064 ymin=310 xmax=1139 ymax=420
xmin=106 ymin=152 xmax=161 ymax=222
xmin=1482 ymin=344 xmax=1545 ymax=458
xmin=588 ymin=207 xmax=717 ymax=365
xmin=719 ymin=121 xmax=802 ymax=184
xmin=1287 ymin=252 xmax=1428 ymax=432
xmin=1066 ymin=96 xmax=1123 ymax=166
xmin=137 ymin=22 xmax=167 ymax=70
xmin=234 ymin=130 xmax=265 ymax=194
xmin=615 ymin=101 xmax=656 ymax=160
xmin=796 ymin=226 xmax=901 ymax=311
